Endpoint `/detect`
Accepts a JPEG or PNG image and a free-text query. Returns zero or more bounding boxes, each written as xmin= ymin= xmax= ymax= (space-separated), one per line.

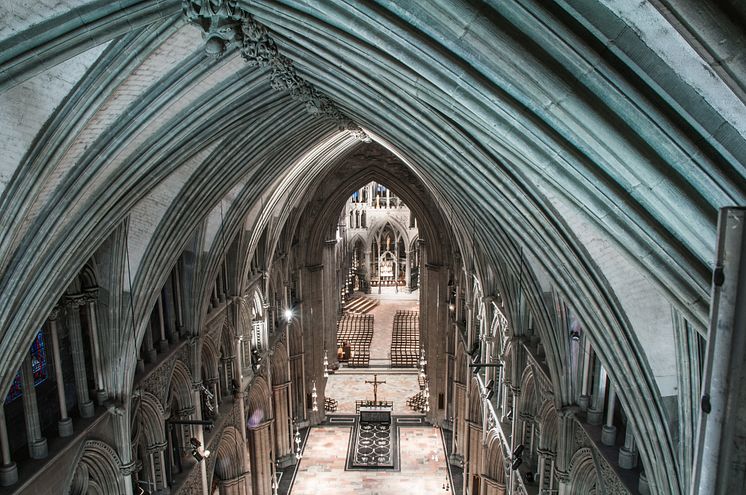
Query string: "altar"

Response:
xmin=358 ymin=403 xmax=393 ymax=423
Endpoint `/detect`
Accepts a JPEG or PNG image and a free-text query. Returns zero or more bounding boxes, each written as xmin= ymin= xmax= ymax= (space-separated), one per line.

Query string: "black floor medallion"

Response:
xmin=345 ymin=419 xmax=400 ymax=471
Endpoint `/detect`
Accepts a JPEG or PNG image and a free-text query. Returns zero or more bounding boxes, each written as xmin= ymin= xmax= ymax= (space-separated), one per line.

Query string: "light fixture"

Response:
xmin=511 ymin=457 xmax=522 ymax=470
xmin=484 ymin=388 xmax=494 ymax=401
xmin=294 ymin=421 xmax=302 ymax=460
xmin=284 ymin=308 xmax=293 ymax=321
xmin=513 ymin=444 xmax=525 ymax=458
xmin=189 ymin=437 xmax=210 ymax=462
xmin=311 ymin=381 xmax=318 ymax=412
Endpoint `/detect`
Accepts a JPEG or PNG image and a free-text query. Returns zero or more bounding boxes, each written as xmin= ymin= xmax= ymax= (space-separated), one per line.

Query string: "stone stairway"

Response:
xmin=344 ymin=296 xmax=379 ymax=314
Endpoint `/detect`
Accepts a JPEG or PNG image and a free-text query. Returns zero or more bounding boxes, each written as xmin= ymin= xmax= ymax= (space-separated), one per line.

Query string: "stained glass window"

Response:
xmin=4 ymin=330 xmax=48 ymax=404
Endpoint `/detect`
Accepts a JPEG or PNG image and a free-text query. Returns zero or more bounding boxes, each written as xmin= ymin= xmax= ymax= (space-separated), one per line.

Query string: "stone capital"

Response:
xmin=554 ymin=467 xmax=571 ymax=484
xmin=120 ymin=460 xmax=139 ymax=476
xmin=558 ymin=405 xmax=579 ymax=419
xmin=48 ymin=306 xmax=62 ymax=321
xmin=64 ymin=293 xmax=87 ymax=309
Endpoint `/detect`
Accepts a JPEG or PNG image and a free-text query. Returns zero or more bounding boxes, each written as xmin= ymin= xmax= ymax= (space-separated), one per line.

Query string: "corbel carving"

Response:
xmin=182 ymin=0 xmax=369 ymax=141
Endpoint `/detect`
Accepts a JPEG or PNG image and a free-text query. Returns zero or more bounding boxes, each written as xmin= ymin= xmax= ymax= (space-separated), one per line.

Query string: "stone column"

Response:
xmin=162 ymin=279 xmax=178 ymax=345
xmin=66 ymin=295 xmax=95 ymax=418
xmin=143 ymin=315 xmax=157 ymax=363
xmin=555 ymin=407 xmax=577 ymax=495
xmin=537 ymin=448 xmax=555 ymax=491
xmin=0 ymin=406 xmax=18 ymax=486
xmin=21 ymin=354 xmax=48 ymax=459
xmin=273 ymin=382 xmax=293 ymax=467
xmin=601 ymin=384 xmax=617 ymax=446
xmin=49 ymin=309 xmax=73 ymax=436
xmin=157 ymin=294 xmax=169 ymax=353
xmin=218 ymin=264 xmax=227 ymax=302
xmin=248 ymin=421 xmax=273 ymax=495
xmin=83 ymin=292 xmax=107 ymax=405
xmin=619 ymin=426 xmax=639 ymax=469
xmin=508 ymin=387 xmax=520 ymax=493
xmin=173 ymin=269 xmax=185 ymax=336
xmin=586 ymin=363 xmax=606 ymax=425
xmin=405 ymin=250 xmax=412 ymax=291
xmin=364 ymin=250 xmax=371 ymax=293
xmin=578 ymin=339 xmax=592 ymax=410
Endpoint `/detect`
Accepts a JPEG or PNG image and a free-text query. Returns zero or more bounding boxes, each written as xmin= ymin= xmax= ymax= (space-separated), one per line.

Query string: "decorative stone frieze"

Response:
xmin=140 ymin=352 xmax=179 ymax=405
xmin=182 ymin=0 xmax=369 ymax=140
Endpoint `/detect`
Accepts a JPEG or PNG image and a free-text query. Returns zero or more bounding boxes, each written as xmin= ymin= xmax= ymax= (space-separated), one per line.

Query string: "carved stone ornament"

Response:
xmin=182 ymin=0 xmax=370 ymax=141
xmin=183 ymin=0 xmax=247 ymax=59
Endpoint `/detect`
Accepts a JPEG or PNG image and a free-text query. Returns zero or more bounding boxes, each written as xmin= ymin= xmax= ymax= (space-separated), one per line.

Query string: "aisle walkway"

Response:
xmin=366 ymin=294 xmax=418 ymax=365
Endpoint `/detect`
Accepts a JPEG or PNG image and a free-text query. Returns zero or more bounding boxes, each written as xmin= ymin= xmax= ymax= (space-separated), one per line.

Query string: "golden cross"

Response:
xmin=364 ymin=374 xmax=386 ymax=403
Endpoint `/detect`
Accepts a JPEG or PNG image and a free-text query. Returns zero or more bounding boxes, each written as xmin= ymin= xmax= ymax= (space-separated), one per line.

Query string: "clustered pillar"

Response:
xmin=65 ymin=295 xmax=95 ymax=418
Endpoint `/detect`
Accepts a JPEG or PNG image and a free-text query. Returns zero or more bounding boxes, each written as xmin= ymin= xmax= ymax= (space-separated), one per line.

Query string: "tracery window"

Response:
xmin=4 ymin=330 xmax=48 ymax=403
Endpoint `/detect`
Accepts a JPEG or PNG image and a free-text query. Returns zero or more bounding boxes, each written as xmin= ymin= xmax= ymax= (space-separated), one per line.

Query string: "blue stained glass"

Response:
xmin=4 ymin=330 xmax=48 ymax=404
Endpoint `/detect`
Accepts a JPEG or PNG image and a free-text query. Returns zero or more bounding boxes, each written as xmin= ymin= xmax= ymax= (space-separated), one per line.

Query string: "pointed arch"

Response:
xmin=568 ymin=448 xmax=603 ymax=494
xmin=519 ymin=367 xmax=539 ymax=420
xmin=138 ymin=391 xmax=166 ymax=448
xmin=167 ymin=359 xmax=194 ymax=412
xmin=538 ymin=400 xmax=559 ymax=453
xmin=468 ymin=377 xmax=483 ymax=423
xmin=271 ymin=341 xmax=290 ymax=384
xmin=483 ymin=429 xmax=507 ymax=484
xmin=65 ymin=440 xmax=126 ymax=495
xmin=247 ymin=375 xmax=272 ymax=428
xmin=210 ymin=426 xmax=246 ymax=486
xmin=201 ymin=335 xmax=220 ymax=382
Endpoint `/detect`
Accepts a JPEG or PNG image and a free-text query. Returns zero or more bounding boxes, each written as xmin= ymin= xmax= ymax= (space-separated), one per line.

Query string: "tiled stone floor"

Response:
xmin=325 ymin=371 xmax=422 ymax=416
xmin=291 ymin=426 xmax=450 ymax=495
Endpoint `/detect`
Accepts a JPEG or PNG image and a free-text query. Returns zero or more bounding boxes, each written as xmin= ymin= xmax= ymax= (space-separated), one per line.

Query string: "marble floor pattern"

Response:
xmin=290 ymin=426 xmax=450 ymax=495
xmin=325 ymin=371 xmax=422 ymax=416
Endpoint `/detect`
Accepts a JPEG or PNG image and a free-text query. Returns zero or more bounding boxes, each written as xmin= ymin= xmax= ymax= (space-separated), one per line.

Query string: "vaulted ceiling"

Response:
xmin=0 ymin=2 xmax=743 ymax=494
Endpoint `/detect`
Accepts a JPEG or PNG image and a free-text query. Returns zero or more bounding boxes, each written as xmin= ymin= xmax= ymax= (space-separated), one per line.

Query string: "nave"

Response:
xmin=0 ymin=2 xmax=743 ymax=494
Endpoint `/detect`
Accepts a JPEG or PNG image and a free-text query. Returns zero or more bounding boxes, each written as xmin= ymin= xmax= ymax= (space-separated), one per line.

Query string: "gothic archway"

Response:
xmin=246 ymin=376 xmax=273 ymax=495
xmin=65 ymin=440 xmax=126 ymax=495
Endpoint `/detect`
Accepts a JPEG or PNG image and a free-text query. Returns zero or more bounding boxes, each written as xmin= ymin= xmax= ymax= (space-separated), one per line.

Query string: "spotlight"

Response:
xmin=284 ymin=308 xmax=293 ymax=321
xmin=513 ymin=444 xmax=525 ymax=458
xmin=485 ymin=379 xmax=494 ymax=390
xmin=511 ymin=457 xmax=522 ymax=470
xmin=192 ymin=450 xmax=204 ymax=462
xmin=190 ymin=438 xmax=201 ymax=449
xmin=484 ymin=388 xmax=494 ymax=400
xmin=472 ymin=364 xmax=481 ymax=375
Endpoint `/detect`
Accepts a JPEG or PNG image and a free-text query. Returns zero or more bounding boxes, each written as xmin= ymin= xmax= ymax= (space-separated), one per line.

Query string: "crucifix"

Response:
xmin=365 ymin=374 xmax=386 ymax=403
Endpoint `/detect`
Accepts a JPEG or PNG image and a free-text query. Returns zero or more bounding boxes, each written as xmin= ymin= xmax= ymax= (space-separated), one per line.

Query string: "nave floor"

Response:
xmin=289 ymin=425 xmax=450 ymax=495
xmin=325 ymin=370 xmax=421 ymax=416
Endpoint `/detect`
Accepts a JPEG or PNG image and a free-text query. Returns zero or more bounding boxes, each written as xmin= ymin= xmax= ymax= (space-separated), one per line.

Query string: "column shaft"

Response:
xmin=21 ymin=355 xmax=47 ymax=459
xmin=0 ymin=405 xmax=17 ymax=486
xmin=157 ymin=294 xmax=168 ymax=352
xmin=66 ymin=300 xmax=94 ymax=418
xmin=85 ymin=299 xmax=107 ymax=404
xmin=49 ymin=317 xmax=74 ymax=436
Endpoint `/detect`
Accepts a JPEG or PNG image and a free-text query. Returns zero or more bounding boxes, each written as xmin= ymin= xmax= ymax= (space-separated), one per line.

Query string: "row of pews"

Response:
xmin=336 ymin=314 xmax=374 ymax=367
xmin=390 ymin=310 xmax=420 ymax=367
